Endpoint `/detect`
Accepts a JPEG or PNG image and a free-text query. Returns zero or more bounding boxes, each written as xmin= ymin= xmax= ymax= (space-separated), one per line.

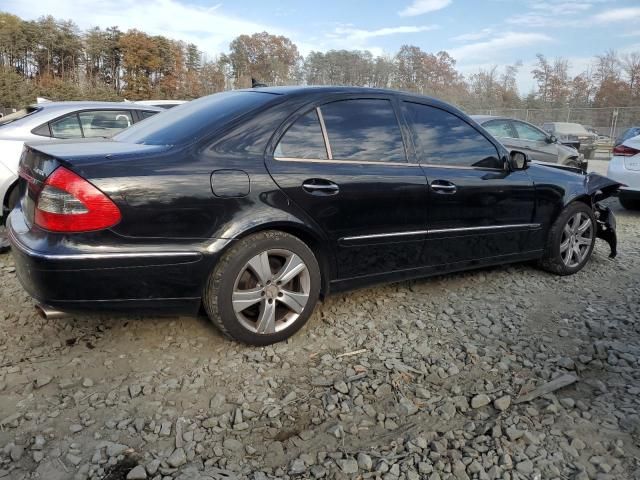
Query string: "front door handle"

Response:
xmin=302 ymin=179 xmax=340 ymax=195
xmin=430 ymin=180 xmax=457 ymax=194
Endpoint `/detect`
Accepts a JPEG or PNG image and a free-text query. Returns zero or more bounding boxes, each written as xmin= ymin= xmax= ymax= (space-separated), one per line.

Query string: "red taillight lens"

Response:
xmin=613 ymin=144 xmax=640 ymax=157
xmin=35 ymin=167 xmax=121 ymax=232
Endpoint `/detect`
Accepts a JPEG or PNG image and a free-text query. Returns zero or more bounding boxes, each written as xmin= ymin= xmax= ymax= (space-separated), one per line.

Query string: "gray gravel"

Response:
xmin=0 ymin=199 xmax=639 ymax=480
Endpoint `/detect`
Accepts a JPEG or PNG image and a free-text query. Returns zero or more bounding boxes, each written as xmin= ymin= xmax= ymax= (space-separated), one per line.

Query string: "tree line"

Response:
xmin=1 ymin=11 xmax=639 ymax=111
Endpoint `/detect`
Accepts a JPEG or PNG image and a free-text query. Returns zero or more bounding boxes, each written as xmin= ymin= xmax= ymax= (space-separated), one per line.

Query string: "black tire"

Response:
xmin=1 ymin=182 xmax=19 ymax=226
xmin=619 ymin=192 xmax=640 ymax=210
xmin=538 ymin=202 xmax=596 ymax=275
xmin=203 ymin=230 xmax=321 ymax=346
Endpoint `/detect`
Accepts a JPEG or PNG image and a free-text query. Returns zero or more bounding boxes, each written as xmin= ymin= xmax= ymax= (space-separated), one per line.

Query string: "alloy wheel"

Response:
xmin=559 ymin=212 xmax=594 ymax=268
xmin=232 ymin=249 xmax=311 ymax=334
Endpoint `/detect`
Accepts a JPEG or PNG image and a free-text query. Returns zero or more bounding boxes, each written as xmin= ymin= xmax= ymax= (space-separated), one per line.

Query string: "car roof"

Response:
xmin=34 ymin=101 xmax=164 ymax=112
xmin=470 ymin=115 xmax=506 ymax=123
xmin=251 ymin=85 xmax=461 ymax=114
xmin=471 ymin=115 xmax=532 ymax=124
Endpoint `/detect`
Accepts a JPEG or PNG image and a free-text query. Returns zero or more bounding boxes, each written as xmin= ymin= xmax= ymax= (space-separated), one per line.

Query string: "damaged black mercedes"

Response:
xmin=7 ymin=86 xmax=622 ymax=345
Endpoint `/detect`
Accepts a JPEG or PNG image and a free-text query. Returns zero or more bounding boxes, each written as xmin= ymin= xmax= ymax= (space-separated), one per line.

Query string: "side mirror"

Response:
xmin=510 ymin=150 xmax=529 ymax=170
xmin=547 ymin=135 xmax=557 ymax=144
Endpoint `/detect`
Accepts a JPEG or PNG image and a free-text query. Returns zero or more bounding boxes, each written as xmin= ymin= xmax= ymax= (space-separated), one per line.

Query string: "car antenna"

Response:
xmin=252 ymin=78 xmax=267 ymax=88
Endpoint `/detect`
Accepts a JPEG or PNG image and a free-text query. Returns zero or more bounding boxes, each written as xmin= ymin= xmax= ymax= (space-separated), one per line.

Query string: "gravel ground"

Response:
xmin=0 ymin=198 xmax=639 ymax=480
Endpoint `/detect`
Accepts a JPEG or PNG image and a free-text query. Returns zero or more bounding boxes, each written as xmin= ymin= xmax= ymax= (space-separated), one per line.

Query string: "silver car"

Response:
xmin=0 ymin=101 xmax=162 ymax=220
xmin=473 ymin=115 xmax=587 ymax=171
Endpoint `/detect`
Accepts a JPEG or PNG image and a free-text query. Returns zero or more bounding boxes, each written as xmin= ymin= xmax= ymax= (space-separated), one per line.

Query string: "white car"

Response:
xmin=607 ymin=134 xmax=640 ymax=209
xmin=0 ymin=101 xmax=162 ymax=220
xmin=133 ymin=100 xmax=188 ymax=109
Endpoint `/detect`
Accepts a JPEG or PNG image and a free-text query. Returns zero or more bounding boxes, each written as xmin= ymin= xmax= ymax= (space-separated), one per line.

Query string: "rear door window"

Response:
xmin=320 ymin=99 xmax=406 ymax=162
xmin=78 ymin=110 xmax=133 ymax=138
xmin=50 ymin=114 xmax=83 ymax=139
xmin=275 ymin=109 xmax=327 ymax=159
xmin=404 ymin=102 xmax=501 ymax=169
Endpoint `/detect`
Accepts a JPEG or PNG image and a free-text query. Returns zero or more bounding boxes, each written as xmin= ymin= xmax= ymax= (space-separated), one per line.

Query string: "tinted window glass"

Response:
xmin=483 ymin=120 xmax=514 ymax=138
xmin=79 ymin=110 xmax=133 ymax=138
xmin=404 ymin=103 xmax=501 ymax=169
xmin=321 ymin=99 xmax=405 ymax=162
xmin=114 ymin=91 xmax=276 ymax=146
xmin=513 ymin=121 xmax=547 ymax=141
xmin=275 ymin=109 xmax=327 ymax=159
xmin=50 ymin=114 xmax=83 ymax=139
xmin=141 ymin=110 xmax=158 ymax=119
xmin=31 ymin=123 xmax=51 ymax=137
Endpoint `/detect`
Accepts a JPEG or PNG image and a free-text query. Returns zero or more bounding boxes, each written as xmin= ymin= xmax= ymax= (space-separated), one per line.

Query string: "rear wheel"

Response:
xmin=203 ymin=231 xmax=321 ymax=345
xmin=539 ymin=202 xmax=596 ymax=275
xmin=619 ymin=191 xmax=640 ymax=210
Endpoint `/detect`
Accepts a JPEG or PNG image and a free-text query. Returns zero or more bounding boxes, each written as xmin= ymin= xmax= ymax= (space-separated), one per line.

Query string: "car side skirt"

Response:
xmin=330 ymin=250 xmax=544 ymax=293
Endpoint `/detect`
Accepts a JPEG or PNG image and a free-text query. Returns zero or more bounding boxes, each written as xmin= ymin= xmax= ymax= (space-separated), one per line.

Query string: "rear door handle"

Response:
xmin=430 ymin=180 xmax=457 ymax=194
xmin=302 ymin=179 xmax=340 ymax=195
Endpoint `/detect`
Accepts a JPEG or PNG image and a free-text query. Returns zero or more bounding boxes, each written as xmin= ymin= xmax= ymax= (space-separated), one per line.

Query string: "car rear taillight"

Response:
xmin=613 ymin=144 xmax=640 ymax=157
xmin=35 ymin=166 xmax=121 ymax=232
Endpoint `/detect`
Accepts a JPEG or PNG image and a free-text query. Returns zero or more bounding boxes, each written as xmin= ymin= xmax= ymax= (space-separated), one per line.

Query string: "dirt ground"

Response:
xmin=0 ymin=197 xmax=639 ymax=480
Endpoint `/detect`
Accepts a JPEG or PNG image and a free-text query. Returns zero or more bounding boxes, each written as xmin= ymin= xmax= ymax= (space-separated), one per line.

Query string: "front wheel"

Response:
xmin=539 ymin=202 xmax=596 ymax=275
xmin=203 ymin=231 xmax=321 ymax=345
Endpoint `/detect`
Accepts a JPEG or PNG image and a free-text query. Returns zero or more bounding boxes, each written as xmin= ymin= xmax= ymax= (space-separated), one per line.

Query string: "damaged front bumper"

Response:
xmin=595 ymin=203 xmax=617 ymax=258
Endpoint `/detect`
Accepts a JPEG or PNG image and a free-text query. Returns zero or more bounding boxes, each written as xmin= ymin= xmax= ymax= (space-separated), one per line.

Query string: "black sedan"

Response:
xmin=8 ymin=86 xmax=620 ymax=345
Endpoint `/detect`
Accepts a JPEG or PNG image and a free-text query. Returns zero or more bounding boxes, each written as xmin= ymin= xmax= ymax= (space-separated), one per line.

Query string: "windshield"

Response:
xmin=114 ymin=90 xmax=278 ymax=146
xmin=0 ymin=106 xmax=40 ymax=126
xmin=553 ymin=123 xmax=589 ymax=134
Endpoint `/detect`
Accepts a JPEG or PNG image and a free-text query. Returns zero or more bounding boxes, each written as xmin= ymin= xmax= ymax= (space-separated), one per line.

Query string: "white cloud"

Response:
xmin=451 ymin=28 xmax=493 ymax=42
xmin=530 ymin=2 xmax=593 ymax=14
xmin=330 ymin=24 xmax=439 ymax=42
xmin=450 ymin=32 xmax=553 ymax=62
xmin=398 ymin=0 xmax=452 ymax=17
xmin=1 ymin=0 xmax=285 ymax=57
xmin=592 ymin=7 xmax=640 ymax=23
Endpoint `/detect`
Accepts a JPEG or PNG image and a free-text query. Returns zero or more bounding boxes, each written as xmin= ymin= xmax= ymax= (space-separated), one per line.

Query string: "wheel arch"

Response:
xmin=223 ymin=220 xmax=335 ymax=297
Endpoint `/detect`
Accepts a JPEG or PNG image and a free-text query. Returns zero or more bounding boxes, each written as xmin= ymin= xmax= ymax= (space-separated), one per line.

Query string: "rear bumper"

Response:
xmin=7 ymin=212 xmax=227 ymax=314
xmin=607 ymin=156 xmax=640 ymax=192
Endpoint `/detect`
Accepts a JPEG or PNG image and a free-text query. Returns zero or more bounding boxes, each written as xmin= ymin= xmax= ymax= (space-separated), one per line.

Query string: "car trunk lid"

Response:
xmin=17 ymin=140 xmax=170 ymax=226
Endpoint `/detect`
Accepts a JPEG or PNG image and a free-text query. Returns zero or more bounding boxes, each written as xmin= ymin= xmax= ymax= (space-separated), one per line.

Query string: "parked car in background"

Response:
xmin=134 ymin=100 xmax=188 ymax=109
xmin=7 ymin=87 xmax=620 ymax=345
xmin=607 ymin=134 xmax=640 ymax=209
xmin=584 ymin=125 xmax=611 ymax=144
xmin=614 ymin=126 xmax=640 ymax=147
xmin=541 ymin=122 xmax=597 ymax=159
xmin=0 ymin=101 xmax=162 ymax=220
xmin=473 ymin=115 xmax=586 ymax=171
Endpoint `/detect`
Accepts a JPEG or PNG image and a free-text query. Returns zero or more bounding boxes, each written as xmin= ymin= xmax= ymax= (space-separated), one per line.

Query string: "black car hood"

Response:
xmin=531 ymin=161 xmax=622 ymax=201
xmin=587 ymin=173 xmax=623 ymax=202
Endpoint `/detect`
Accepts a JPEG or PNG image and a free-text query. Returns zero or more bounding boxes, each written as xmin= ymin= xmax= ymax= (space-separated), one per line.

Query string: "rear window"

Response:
xmin=114 ymin=91 xmax=277 ymax=146
xmin=0 ymin=106 xmax=41 ymax=126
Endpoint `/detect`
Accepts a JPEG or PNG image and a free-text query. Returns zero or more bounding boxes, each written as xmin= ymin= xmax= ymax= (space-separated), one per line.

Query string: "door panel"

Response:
xmin=403 ymin=102 xmax=537 ymax=267
xmin=421 ymin=166 xmax=537 ymax=265
xmin=267 ymin=161 xmax=428 ymax=277
xmin=512 ymin=121 xmax=557 ymax=163
xmin=266 ymin=98 xmax=429 ymax=279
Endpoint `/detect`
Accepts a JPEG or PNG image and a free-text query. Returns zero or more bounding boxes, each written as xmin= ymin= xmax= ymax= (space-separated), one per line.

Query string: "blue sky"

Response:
xmin=3 ymin=0 xmax=640 ymax=93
